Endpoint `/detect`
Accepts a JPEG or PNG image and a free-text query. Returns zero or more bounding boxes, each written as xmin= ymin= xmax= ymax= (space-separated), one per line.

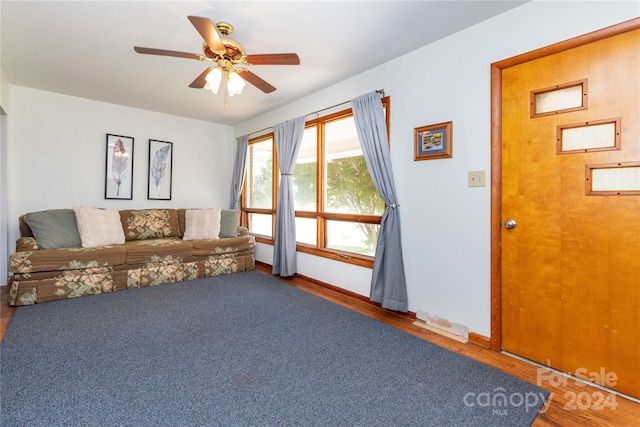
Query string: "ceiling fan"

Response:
xmin=134 ymin=16 xmax=299 ymax=104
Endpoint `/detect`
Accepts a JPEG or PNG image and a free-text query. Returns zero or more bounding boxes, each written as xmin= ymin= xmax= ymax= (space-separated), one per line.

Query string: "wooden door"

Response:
xmin=500 ymin=29 xmax=640 ymax=398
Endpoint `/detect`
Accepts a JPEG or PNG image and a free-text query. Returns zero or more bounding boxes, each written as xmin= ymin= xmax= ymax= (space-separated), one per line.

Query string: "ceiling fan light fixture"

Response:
xmin=205 ymin=67 xmax=222 ymax=94
xmin=227 ymin=70 xmax=245 ymax=96
xmin=134 ymin=16 xmax=300 ymax=106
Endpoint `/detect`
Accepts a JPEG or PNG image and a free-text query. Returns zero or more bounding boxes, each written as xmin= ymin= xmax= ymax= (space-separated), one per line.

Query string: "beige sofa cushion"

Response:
xmin=178 ymin=209 xmax=240 ymax=238
xmin=183 ymin=209 xmax=222 ymax=240
xmin=74 ymin=207 xmax=125 ymax=248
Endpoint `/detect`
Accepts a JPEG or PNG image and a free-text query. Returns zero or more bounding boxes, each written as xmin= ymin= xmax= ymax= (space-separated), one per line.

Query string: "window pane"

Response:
xmin=248 ymin=213 xmax=272 ymax=237
xmin=293 ymin=126 xmax=317 ymax=211
xmin=326 ymin=220 xmax=379 ymax=257
xmin=324 ymin=117 xmax=384 ymax=215
xmin=295 ymin=217 xmax=317 ymax=245
xmin=246 ymin=139 xmax=273 ymax=209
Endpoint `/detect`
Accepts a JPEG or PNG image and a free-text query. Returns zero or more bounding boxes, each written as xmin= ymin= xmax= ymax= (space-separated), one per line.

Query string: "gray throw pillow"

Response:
xmin=219 ymin=209 xmax=240 ymax=238
xmin=25 ymin=209 xmax=82 ymax=249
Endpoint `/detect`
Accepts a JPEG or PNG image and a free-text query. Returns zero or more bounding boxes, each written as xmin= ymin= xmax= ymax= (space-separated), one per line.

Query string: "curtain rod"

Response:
xmin=246 ymin=89 xmax=385 ymax=137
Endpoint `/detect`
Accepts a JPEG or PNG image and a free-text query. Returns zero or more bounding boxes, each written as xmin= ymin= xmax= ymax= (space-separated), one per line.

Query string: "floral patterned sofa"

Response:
xmin=8 ymin=208 xmax=255 ymax=306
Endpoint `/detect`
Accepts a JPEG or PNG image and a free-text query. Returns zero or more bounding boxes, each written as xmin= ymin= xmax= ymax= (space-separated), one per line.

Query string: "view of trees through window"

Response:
xmin=242 ymin=99 xmax=389 ymax=264
xmin=245 ymin=138 xmax=273 ymax=237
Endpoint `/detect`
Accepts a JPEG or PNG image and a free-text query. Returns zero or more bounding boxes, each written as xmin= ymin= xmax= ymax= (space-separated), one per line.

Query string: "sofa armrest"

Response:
xmin=16 ymin=237 xmax=39 ymax=252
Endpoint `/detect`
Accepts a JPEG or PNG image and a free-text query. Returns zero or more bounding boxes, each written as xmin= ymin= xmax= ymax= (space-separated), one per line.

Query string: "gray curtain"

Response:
xmin=229 ymin=135 xmax=248 ymax=209
xmin=272 ymin=116 xmax=305 ymax=277
xmin=352 ymin=91 xmax=408 ymax=312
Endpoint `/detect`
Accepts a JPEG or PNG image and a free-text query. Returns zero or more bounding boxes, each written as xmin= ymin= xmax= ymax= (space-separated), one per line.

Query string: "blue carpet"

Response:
xmin=1 ymin=271 xmax=548 ymax=426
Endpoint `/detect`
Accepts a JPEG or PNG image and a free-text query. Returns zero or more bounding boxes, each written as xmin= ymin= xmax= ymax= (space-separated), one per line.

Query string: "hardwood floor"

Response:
xmin=2 ymin=269 xmax=639 ymax=426
xmin=0 ymin=283 xmax=16 ymax=341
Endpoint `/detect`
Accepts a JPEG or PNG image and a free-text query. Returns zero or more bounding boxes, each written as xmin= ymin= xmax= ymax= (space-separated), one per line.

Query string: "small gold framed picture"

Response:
xmin=414 ymin=121 xmax=452 ymax=161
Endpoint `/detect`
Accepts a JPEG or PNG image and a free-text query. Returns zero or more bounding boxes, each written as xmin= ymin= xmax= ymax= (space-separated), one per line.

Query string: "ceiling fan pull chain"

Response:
xmin=223 ymin=79 xmax=229 ymax=109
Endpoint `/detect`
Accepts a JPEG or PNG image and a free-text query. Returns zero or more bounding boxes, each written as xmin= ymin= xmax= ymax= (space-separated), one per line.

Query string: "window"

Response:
xmin=244 ymin=136 xmax=275 ymax=238
xmin=242 ymin=97 xmax=389 ymax=267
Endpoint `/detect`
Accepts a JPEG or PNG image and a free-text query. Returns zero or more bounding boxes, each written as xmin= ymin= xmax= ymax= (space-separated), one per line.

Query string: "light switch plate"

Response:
xmin=468 ymin=170 xmax=486 ymax=187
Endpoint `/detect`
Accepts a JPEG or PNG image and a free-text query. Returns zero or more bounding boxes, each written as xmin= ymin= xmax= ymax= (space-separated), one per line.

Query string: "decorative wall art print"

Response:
xmin=147 ymin=139 xmax=173 ymax=200
xmin=414 ymin=121 xmax=453 ymax=161
xmin=105 ymin=134 xmax=134 ymax=200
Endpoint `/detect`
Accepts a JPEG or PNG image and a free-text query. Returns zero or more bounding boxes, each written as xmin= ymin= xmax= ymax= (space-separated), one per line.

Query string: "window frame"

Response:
xmin=241 ymin=97 xmax=390 ymax=268
xmin=241 ymin=133 xmax=278 ymax=240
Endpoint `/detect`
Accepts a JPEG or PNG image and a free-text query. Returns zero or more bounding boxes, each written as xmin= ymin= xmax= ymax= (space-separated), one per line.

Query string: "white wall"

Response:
xmin=1 ymin=67 xmax=9 ymax=284
xmin=0 ymin=69 xmax=8 ymax=111
xmin=1 ymin=110 xmax=7 ymax=285
xmin=234 ymin=1 xmax=639 ymax=337
xmin=6 ymin=86 xmax=234 ymax=254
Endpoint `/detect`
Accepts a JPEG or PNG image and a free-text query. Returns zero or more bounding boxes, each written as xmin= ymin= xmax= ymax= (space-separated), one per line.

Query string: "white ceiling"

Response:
xmin=1 ymin=1 xmax=527 ymax=125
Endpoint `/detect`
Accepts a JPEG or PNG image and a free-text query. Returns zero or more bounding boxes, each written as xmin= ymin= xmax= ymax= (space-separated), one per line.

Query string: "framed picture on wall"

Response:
xmin=414 ymin=121 xmax=453 ymax=161
xmin=147 ymin=139 xmax=173 ymax=200
xmin=105 ymin=134 xmax=134 ymax=199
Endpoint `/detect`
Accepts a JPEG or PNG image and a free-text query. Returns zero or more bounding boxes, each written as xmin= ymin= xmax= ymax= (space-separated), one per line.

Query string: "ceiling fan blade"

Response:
xmin=245 ymin=53 xmax=300 ymax=65
xmin=187 ymin=16 xmax=225 ymax=53
xmin=189 ymin=68 xmax=214 ymax=88
xmin=134 ymin=46 xmax=202 ymax=60
xmin=239 ymin=70 xmax=276 ymax=93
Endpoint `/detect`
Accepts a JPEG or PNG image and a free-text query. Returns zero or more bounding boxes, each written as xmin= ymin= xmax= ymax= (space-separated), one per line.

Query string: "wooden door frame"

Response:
xmin=489 ymin=17 xmax=640 ymax=351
